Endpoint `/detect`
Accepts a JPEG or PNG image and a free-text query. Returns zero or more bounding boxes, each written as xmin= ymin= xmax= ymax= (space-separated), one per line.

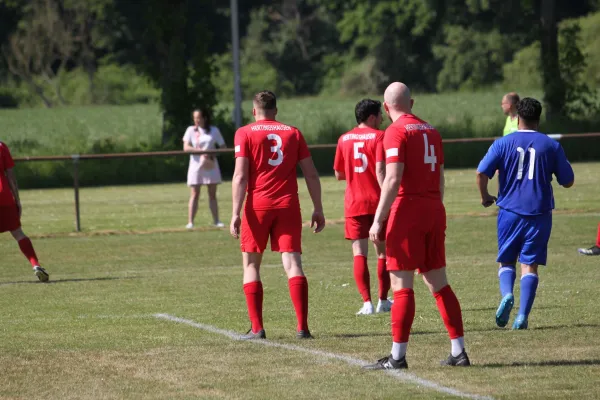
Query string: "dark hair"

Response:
xmin=355 ymin=99 xmax=381 ymax=124
xmin=505 ymin=92 xmax=520 ymax=105
xmin=516 ymin=97 xmax=542 ymax=123
xmin=192 ymin=108 xmax=211 ymax=129
xmin=253 ymin=90 xmax=277 ymax=110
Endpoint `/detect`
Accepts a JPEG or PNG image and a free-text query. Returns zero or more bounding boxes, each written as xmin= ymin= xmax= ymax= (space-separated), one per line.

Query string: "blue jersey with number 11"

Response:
xmin=477 ymin=130 xmax=574 ymax=216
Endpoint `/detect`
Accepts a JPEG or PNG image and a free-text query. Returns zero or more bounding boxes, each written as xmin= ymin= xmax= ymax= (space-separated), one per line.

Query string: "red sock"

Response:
xmin=353 ymin=255 xmax=371 ymax=302
xmin=596 ymin=223 xmax=600 ymax=247
xmin=288 ymin=276 xmax=309 ymax=331
xmin=391 ymin=289 xmax=415 ymax=343
xmin=18 ymin=237 xmax=39 ymax=267
xmin=243 ymin=281 xmax=264 ymax=333
xmin=434 ymin=285 xmax=464 ymax=339
xmin=377 ymin=258 xmax=390 ymax=300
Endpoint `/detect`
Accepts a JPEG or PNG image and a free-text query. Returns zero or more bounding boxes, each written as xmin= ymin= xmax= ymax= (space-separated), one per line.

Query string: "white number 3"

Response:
xmin=423 ymin=133 xmax=437 ymax=171
xmin=267 ymin=133 xmax=283 ymax=166
xmin=353 ymin=142 xmax=368 ymax=173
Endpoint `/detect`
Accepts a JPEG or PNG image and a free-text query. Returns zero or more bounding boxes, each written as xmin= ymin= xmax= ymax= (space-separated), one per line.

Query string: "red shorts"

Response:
xmin=345 ymin=214 xmax=386 ymax=242
xmin=0 ymin=204 xmax=21 ymax=233
xmin=386 ymin=197 xmax=446 ymax=273
xmin=241 ymin=207 xmax=302 ymax=253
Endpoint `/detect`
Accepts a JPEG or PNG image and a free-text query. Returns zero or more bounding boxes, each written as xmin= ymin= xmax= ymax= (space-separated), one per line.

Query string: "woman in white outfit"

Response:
xmin=183 ymin=109 xmax=226 ymax=228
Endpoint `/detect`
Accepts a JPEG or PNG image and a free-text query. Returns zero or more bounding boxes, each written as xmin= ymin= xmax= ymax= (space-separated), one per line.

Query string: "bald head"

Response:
xmin=383 ymin=82 xmax=413 ymax=121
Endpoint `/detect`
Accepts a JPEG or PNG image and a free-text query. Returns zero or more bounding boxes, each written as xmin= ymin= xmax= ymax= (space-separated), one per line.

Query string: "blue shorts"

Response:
xmin=497 ymin=208 xmax=552 ymax=266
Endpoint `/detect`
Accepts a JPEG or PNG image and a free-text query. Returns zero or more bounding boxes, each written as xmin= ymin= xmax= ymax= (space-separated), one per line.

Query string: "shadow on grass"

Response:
xmin=327 ymin=322 xmax=600 ymax=339
xmin=0 ymin=276 xmax=140 ymax=286
xmin=480 ymin=359 xmax=600 ymax=368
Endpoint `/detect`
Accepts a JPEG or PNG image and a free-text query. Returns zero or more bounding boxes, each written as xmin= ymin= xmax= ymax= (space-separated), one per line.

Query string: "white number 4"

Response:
xmin=423 ymin=134 xmax=437 ymax=171
xmin=353 ymin=142 xmax=368 ymax=173
xmin=516 ymin=147 xmax=536 ymax=180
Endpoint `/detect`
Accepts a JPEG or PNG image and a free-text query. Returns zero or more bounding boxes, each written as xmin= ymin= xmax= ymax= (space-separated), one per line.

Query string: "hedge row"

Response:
xmin=14 ymin=136 xmax=600 ymax=189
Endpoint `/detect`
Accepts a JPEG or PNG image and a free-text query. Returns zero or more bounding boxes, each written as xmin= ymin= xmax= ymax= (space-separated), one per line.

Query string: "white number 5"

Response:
xmin=423 ymin=133 xmax=437 ymax=171
xmin=267 ymin=134 xmax=283 ymax=166
xmin=353 ymin=142 xmax=368 ymax=173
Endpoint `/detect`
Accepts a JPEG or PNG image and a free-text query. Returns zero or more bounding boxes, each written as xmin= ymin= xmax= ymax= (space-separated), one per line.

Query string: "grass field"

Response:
xmin=1 ymin=163 xmax=599 ymax=399
xmin=0 ymin=89 xmax=541 ymax=157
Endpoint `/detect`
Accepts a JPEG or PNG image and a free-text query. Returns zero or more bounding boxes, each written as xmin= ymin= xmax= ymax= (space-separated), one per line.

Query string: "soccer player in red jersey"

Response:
xmin=230 ymin=91 xmax=325 ymax=340
xmin=578 ymin=223 xmax=600 ymax=255
xmin=364 ymin=82 xmax=469 ymax=370
xmin=334 ymin=99 xmax=391 ymax=315
xmin=0 ymin=141 xmax=49 ymax=282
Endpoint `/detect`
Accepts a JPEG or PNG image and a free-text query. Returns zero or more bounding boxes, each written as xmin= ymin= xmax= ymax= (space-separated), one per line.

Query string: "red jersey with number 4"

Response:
xmin=0 ymin=142 xmax=16 ymax=206
xmin=384 ymin=114 xmax=444 ymax=200
xmin=234 ymin=120 xmax=311 ymax=210
xmin=334 ymin=127 xmax=385 ymax=217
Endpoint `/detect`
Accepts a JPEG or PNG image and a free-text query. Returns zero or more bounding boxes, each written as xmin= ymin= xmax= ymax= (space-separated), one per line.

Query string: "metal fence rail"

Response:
xmin=13 ymin=132 xmax=600 ymax=232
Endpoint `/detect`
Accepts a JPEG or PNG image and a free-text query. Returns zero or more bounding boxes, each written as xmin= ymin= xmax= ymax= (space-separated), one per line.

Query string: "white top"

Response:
xmin=182 ymin=125 xmax=226 ymax=172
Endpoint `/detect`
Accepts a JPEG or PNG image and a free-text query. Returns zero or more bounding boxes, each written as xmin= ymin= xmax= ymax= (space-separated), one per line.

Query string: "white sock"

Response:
xmin=391 ymin=342 xmax=407 ymax=360
xmin=451 ymin=337 xmax=465 ymax=357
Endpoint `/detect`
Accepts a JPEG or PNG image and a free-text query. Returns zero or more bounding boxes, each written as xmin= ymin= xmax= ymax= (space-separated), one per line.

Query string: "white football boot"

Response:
xmin=356 ymin=301 xmax=375 ymax=315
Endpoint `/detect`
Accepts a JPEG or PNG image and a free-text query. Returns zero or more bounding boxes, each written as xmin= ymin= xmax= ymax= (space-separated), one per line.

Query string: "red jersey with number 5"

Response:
xmin=234 ymin=119 xmax=311 ymax=210
xmin=384 ymin=114 xmax=444 ymax=200
xmin=333 ymin=127 xmax=385 ymax=217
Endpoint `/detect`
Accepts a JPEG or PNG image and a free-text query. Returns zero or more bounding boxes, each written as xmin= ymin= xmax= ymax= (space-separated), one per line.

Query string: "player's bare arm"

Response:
xmin=369 ymin=162 xmax=404 ymax=243
xmin=334 ymin=170 xmax=346 ymax=181
xmin=6 ymin=168 xmax=21 ymax=217
xmin=376 ymin=161 xmax=385 ymax=188
xmin=230 ymin=157 xmax=249 ymax=238
xmin=476 ymin=171 xmax=496 ymax=207
xmin=298 ymin=157 xmax=325 ymax=233
xmin=440 ymin=165 xmax=445 ymax=202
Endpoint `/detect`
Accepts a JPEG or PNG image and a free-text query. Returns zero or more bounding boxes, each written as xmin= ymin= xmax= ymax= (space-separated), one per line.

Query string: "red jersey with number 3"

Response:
xmin=234 ymin=120 xmax=311 ymax=210
xmin=0 ymin=142 xmax=16 ymax=206
xmin=384 ymin=114 xmax=444 ymax=199
xmin=334 ymin=127 xmax=385 ymax=217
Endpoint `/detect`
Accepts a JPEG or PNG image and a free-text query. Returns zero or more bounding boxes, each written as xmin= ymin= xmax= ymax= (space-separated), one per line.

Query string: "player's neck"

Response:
xmin=509 ymin=112 xmax=518 ymax=119
xmin=390 ymin=110 xmax=411 ymax=123
xmin=254 ymin=113 xmax=276 ymax=122
xmin=357 ymin=122 xmax=377 ymax=130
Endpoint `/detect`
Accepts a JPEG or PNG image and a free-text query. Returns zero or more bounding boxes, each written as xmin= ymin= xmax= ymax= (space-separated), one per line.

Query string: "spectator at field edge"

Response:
xmin=183 ymin=108 xmax=227 ymax=229
xmin=501 ymin=92 xmax=520 ymax=136
xmin=0 ymin=141 xmax=49 ymax=282
xmin=578 ymin=223 xmax=600 ymax=255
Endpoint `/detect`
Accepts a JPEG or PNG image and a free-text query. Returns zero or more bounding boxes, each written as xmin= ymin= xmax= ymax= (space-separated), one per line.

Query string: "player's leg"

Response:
xmin=10 ymin=227 xmax=49 ymax=282
xmin=422 ymin=205 xmax=469 ymax=367
xmin=363 ymin=269 xmax=413 ymax=370
xmin=207 ymin=184 xmax=223 ymax=227
xmin=345 ymin=216 xmax=373 ymax=314
xmin=577 ymin=222 xmax=600 ymax=255
xmin=281 ymin=252 xmax=311 ymax=338
xmin=242 ymin=252 xmax=266 ymax=339
xmin=495 ymin=208 xmax=522 ymax=327
xmin=512 ymin=263 xmax=539 ymax=330
xmin=513 ymin=212 xmax=551 ymax=329
xmin=364 ymin=202 xmax=417 ymax=370
xmin=422 ymin=268 xmax=469 ymax=366
xmin=187 ymin=185 xmax=200 ymax=228
xmin=273 ymin=208 xmax=310 ymax=338
xmin=240 ymin=208 xmax=271 ymax=340
xmin=352 ymin=238 xmax=374 ymax=315
xmin=374 ymin=239 xmax=392 ymax=313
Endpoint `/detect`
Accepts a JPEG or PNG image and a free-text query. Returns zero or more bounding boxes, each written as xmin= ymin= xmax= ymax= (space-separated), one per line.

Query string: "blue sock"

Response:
xmin=498 ymin=266 xmax=516 ymax=297
xmin=518 ymin=273 xmax=539 ymax=317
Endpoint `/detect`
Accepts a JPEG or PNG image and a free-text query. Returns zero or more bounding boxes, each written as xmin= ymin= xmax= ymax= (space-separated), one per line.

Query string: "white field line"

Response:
xmin=154 ymin=313 xmax=494 ymax=400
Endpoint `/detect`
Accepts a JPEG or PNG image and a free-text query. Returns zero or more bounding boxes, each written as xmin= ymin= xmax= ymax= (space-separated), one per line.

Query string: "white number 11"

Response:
xmin=516 ymin=147 xmax=536 ymax=180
